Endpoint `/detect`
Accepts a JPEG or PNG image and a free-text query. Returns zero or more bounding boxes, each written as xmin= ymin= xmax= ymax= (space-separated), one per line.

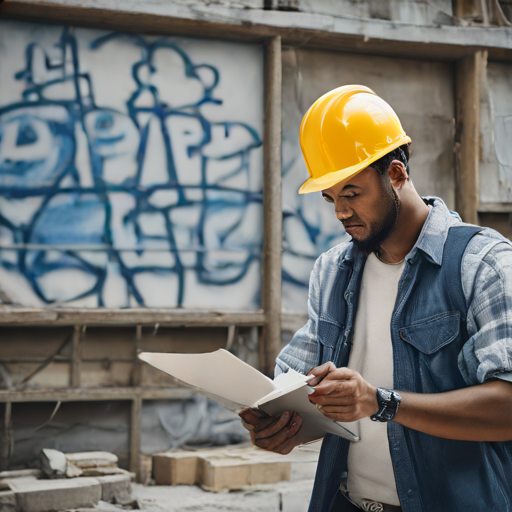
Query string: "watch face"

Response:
xmin=380 ymin=389 xmax=393 ymax=402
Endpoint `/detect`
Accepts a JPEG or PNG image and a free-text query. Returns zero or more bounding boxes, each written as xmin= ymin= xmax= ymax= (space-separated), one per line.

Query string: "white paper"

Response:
xmin=139 ymin=349 xmax=359 ymax=443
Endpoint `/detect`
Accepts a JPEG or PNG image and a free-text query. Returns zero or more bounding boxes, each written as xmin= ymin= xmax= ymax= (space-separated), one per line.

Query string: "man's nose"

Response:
xmin=335 ymin=200 xmax=353 ymax=221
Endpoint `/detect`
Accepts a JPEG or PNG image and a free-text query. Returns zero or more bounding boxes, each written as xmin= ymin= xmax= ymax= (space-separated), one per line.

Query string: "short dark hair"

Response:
xmin=371 ymin=143 xmax=410 ymax=176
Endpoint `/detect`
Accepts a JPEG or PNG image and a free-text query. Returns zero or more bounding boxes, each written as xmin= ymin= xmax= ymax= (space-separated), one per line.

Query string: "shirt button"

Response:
xmin=408 ymin=490 xmax=413 ymax=495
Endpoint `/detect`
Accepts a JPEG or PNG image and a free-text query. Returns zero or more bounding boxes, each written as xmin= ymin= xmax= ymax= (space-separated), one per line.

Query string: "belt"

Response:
xmin=358 ymin=500 xmax=402 ymax=512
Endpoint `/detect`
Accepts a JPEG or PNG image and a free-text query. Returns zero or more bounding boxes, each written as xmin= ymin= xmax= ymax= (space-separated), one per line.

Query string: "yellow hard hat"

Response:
xmin=298 ymin=85 xmax=411 ymax=194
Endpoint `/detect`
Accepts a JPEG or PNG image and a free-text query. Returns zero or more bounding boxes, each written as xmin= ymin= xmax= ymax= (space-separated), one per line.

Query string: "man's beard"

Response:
xmin=346 ymin=183 xmax=400 ymax=255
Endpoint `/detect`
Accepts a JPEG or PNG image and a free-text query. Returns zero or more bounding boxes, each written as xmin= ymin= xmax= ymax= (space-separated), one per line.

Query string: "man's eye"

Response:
xmin=322 ymin=195 xmax=334 ymax=204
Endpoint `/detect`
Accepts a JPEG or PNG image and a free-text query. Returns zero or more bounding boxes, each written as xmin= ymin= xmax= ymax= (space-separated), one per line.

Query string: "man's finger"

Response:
xmin=253 ymin=412 xmax=301 ymax=450
xmin=272 ymin=418 xmax=303 ymax=454
xmin=309 ymin=395 xmax=356 ymax=406
xmin=253 ymin=411 xmax=293 ymax=440
xmin=307 ymin=361 xmax=336 ymax=386
xmin=310 ymin=378 xmax=357 ymax=398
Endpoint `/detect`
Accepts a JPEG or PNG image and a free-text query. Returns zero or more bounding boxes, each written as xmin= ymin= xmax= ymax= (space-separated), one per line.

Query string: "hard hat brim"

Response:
xmin=298 ymin=136 xmax=412 ymax=195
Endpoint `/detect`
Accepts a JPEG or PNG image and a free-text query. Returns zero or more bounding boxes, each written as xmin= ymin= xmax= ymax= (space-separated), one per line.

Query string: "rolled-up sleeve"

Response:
xmin=459 ymin=240 xmax=512 ymax=386
xmin=275 ymin=257 xmax=322 ymax=378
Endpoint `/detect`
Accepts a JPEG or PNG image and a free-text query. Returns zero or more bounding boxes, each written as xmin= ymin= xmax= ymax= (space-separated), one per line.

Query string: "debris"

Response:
xmin=138 ymin=455 xmax=152 ymax=486
xmin=66 ymin=461 xmax=84 ymax=478
xmin=152 ymin=447 xmax=292 ymax=491
xmin=95 ymin=474 xmax=133 ymax=505
xmin=41 ymin=449 xmax=68 ymax=479
xmin=0 ymin=469 xmax=42 ymax=480
xmin=81 ymin=467 xmax=131 ymax=478
xmin=66 ymin=451 xmax=119 ymax=468
xmin=152 ymin=450 xmax=213 ymax=486
xmin=198 ymin=454 xmax=291 ymax=492
xmin=8 ymin=477 xmax=101 ymax=512
xmin=0 ymin=490 xmax=16 ymax=512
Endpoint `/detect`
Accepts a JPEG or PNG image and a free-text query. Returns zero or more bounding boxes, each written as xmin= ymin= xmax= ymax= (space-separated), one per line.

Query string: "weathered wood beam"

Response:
xmin=0 ymin=387 xmax=195 ymax=402
xmin=261 ymin=35 xmax=282 ymax=377
xmin=132 ymin=325 xmax=142 ymax=387
xmin=71 ymin=325 xmax=81 ymax=388
xmin=455 ymin=50 xmax=488 ymax=224
xmin=129 ymin=395 xmax=142 ymax=479
xmin=0 ymin=307 xmax=265 ymax=327
xmin=2 ymin=1 xmax=512 ymax=62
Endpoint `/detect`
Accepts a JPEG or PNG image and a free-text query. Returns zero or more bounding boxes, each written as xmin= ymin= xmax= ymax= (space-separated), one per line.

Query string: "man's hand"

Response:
xmin=238 ymin=408 xmax=302 ymax=454
xmin=308 ymin=362 xmax=378 ymax=422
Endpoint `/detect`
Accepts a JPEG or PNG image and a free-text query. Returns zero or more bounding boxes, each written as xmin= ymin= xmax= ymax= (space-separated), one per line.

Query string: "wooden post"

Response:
xmin=261 ymin=36 xmax=282 ymax=377
xmin=71 ymin=325 xmax=81 ymax=388
xmin=455 ymin=50 xmax=487 ymax=225
xmin=129 ymin=394 xmax=142 ymax=480
xmin=132 ymin=325 xmax=143 ymax=387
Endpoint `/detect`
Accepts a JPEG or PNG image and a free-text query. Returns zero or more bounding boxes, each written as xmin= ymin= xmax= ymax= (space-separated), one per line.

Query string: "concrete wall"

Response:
xmin=0 ymin=21 xmax=264 ymax=309
xmin=480 ymin=61 xmax=512 ymax=204
xmin=281 ymin=47 xmax=455 ymax=312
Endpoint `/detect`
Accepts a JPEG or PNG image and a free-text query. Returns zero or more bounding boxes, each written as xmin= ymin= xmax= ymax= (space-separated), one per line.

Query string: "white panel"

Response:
xmin=0 ymin=21 xmax=263 ymax=309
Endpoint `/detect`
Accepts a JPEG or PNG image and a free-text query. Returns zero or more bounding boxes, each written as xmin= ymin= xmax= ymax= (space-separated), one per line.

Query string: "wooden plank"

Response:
xmin=455 ymin=51 xmax=487 ymax=224
xmin=71 ymin=326 xmax=81 ymax=388
xmin=129 ymin=395 xmax=142 ymax=479
xmin=0 ymin=327 xmax=71 ymax=361
xmin=0 ymin=307 xmax=266 ymax=327
xmin=3 ymin=362 xmax=70 ymax=389
xmin=261 ymin=35 xmax=282 ymax=377
xmin=478 ymin=202 xmax=512 ymax=213
xmin=80 ymin=362 xmax=133 ymax=387
xmin=0 ymin=387 xmax=194 ymax=403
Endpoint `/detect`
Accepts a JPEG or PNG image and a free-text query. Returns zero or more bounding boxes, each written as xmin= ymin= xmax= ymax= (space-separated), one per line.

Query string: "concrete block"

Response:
xmin=9 ymin=476 xmax=101 ymax=512
xmin=81 ymin=466 xmax=131 ymax=477
xmin=95 ymin=474 xmax=132 ymax=504
xmin=198 ymin=455 xmax=291 ymax=492
xmin=152 ymin=450 xmax=215 ymax=486
xmin=0 ymin=469 xmax=42 ymax=480
xmin=0 ymin=490 xmax=16 ymax=512
xmin=66 ymin=451 xmax=118 ymax=468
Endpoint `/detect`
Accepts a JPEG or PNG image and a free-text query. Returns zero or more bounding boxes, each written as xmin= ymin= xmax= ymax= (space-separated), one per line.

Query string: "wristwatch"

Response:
xmin=370 ymin=388 xmax=401 ymax=422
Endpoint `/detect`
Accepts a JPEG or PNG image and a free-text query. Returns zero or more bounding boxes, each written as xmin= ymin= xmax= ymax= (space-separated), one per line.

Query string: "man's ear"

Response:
xmin=388 ymin=160 xmax=408 ymax=190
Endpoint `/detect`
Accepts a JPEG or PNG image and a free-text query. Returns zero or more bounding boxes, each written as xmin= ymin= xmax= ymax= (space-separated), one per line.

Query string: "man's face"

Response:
xmin=321 ymin=166 xmax=399 ymax=254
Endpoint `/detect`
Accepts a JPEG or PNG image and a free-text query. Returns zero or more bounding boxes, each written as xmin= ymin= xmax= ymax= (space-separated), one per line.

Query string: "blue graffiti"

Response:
xmin=0 ymin=27 xmax=263 ymax=307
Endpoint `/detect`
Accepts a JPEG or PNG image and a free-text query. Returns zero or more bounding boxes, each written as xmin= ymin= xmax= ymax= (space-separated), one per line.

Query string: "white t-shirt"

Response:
xmin=346 ymin=252 xmax=405 ymax=506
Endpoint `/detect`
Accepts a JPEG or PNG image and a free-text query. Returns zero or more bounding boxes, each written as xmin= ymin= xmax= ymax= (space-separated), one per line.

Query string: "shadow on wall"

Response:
xmin=0 ymin=24 xmax=264 ymax=309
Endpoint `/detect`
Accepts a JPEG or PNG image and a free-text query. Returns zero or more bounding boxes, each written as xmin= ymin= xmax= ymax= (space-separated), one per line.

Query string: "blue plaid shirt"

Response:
xmin=277 ymin=197 xmax=512 ymax=387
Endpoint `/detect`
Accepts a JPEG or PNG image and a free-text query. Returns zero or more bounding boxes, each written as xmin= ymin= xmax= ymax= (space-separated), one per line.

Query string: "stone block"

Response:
xmin=152 ymin=450 xmax=215 ymax=486
xmin=66 ymin=451 xmax=118 ymax=468
xmin=9 ymin=476 xmax=101 ymax=512
xmin=0 ymin=469 xmax=42 ymax=480
xmin=95 ymin=474 xmax=132 ymax=504
xmin=0 ymin=490 xmax=16 ymax=512
xmin=198 ymin=455 xmax=291 ymax=492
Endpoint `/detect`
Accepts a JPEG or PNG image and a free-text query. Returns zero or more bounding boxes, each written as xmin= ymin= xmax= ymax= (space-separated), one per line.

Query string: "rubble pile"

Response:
xmin=0 ymin=450 xmax=135 ymax=512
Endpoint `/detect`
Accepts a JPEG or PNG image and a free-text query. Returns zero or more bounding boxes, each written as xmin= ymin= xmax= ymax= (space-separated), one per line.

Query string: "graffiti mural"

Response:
xmin=0 ymin=22 xmax=263 ymax=309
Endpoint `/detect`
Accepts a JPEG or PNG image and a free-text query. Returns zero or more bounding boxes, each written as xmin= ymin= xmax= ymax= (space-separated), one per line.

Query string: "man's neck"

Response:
xmin=377 ymin=195 xmax=430 ymax=264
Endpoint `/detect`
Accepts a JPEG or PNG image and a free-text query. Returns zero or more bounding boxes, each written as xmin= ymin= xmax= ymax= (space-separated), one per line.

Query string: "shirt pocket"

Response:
xmin=317 ymin=317 xmax=343 ymax=365
xmin=399 ymin=312 xmax=465 ymax=393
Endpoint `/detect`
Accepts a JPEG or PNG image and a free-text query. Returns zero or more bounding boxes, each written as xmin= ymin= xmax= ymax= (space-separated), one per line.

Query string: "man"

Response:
xmin=239 ymin=85 xmax=512 ymax=512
